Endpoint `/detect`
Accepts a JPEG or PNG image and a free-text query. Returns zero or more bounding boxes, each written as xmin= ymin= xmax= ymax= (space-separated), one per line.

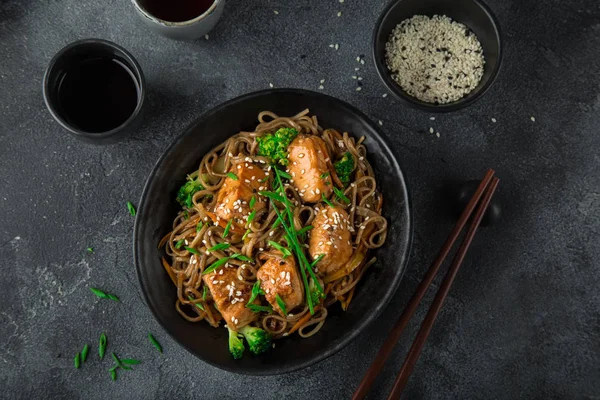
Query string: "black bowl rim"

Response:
xmin=372 ymin=0 xmax=503 ymax=113
xmin=133 ymin=88 xmax=413 ymax=375
xmin=42 ymin=38 xmax=147 ymax=140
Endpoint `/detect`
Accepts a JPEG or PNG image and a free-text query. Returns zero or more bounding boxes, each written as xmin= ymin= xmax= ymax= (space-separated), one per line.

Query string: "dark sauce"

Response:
xmin=139 ymin=0 xmax=214 ymax=23
xmin=57 ymin=58 xmax=139 ymax=133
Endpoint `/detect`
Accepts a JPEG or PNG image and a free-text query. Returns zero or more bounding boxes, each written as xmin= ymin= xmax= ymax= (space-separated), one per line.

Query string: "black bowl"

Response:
xmin=373 ymin=0 xmax=502 ymax=112
xmin=133 ymin=89 xmax=413 ymax=375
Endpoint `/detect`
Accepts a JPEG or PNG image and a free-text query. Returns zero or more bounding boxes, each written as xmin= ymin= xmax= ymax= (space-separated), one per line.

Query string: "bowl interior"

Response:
xmin=373 ymin=0 xmax=502 ymax=112
xmin=133 ymin=89 xmax=412 ymax=375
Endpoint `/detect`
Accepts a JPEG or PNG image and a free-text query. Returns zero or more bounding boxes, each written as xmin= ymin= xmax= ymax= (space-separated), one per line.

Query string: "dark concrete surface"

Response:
xmin=1 ymin=0 xmax=599 ymax=399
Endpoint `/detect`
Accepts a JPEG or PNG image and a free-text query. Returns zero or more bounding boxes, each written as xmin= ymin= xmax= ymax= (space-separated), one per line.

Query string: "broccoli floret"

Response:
xmin=334 ymin=152 xmax=355 ymax=186
xmin=176 ymin=176 xmax=204 ymax=209
xmin=256 ymin=127 xmax=299 ymax=166
xmin=228 ymin=326 xmax=245 ymax=359
xmin=239 ymin=325 xmax=272 ymax=355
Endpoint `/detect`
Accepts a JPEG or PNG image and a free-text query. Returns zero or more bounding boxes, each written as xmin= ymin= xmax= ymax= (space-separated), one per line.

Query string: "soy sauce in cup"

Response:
xmin=138 ymin=0 xmax=214 ymax=22
xmin=43 ymin=39 xmax=146 ymax=144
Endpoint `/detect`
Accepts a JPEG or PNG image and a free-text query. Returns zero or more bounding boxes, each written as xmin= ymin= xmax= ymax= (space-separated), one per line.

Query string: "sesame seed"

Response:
xmin=429 ymin=127 xmax=434 ymax=133
xmin=491 ymin=117 xmax=497 ymax=123
xmin=430 ymin=117 xmax=435 ymax=121
xmin=329 ymin=44 xmax=335 ymax=48
xmin=269 ymin=83 xmax=274 ymax=88
xmin=320 ymin=79 xmax=325 ymax=84
xmin=360 ymin=59 xmax=365 ymax=64
xmin=530 ymin=116 xmax=536 ymax=122
xmin=356 ymin=56 xmax=360 ymax=62
xmin=274 ymin=10 xmax=279 ymax=14
xmin=205 ymin=34 xmax=209 ymax=40
xmin=355 ymin=67 xmax=360 ymax=71
xmin=319 ymin=85 xmax=324 ymax=90
xmin=436 ymin=132 xmax=440 ymax=138
xmin=378 ymin=120 xmax=383 ymax=126
xmin=358 ymin=77 xmax=363 ymax=81
xmin=356 ymin=87 xmax=362 ymax=91
xmin=335 ymin=44 xmax=339 ymax=50
xmin=298 ymin=153 xmax=305 ymax=158
xmin=337 ymin=11 xmax=342 ymax=17
xmin=382 ymin=93 xmax=388 ymax=97
xmin=352 ymin=76 xmax=357 ymax=80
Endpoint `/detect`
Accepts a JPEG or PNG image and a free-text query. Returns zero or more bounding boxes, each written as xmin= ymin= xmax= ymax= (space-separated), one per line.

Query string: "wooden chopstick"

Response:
xmin=387 ymin=176 xmax=499 ymax=399
xmin=352 ymin=169 xmax=497 ymax=400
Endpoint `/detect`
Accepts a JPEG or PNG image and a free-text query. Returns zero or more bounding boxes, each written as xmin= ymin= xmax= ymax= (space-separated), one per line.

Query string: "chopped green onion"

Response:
xmin=223 ymin=220 xmax=233 ymax=238
xmin=74 ymin=352 xmax=81 ymax=369
xmin=247 ymin=304 xmax=274 ymax=313
xmin=112 ymin=352 xmax=132 ymax=370
xmin=188 ymin=295 xmax=205 ymax=311
xmin=126 ymin=201 xmax=136 ymax=216
xmin=272 ymin=217 xmax=282 ymax=229
xmin=259 ymin=176 xmax=269 ymax=183
xmin=121 ymin=359 xmax=142 ymax=365
xmin=226 ymin=172 xmax=239 ymax=180
xmin=246 ymin=280 xmax=264 ymax=306
xmin=278 ymin=170 xmax=292 ymax=180
xmin=90 ymin=288 xmax=119 ymax=302
xmin=297 ymin=225 xmax=313 ymax=236
xmin=333 ymin=187 xmax=350 ymax=204
xmin=247 ymin=210 xmax=257 ymax=224
xmin=208 ymin=243 xmax=230 ymax=252
xmin=86 ymin=247 xmax=94 ymax=253
xmin=275 ymin=294 xmax=288 ymax=316
xmin=184 ymin=246 xmax=200 ymax=255
xmin=202 ymin=285 xmax=208 ymax=301
xmin=196 ymin=222 xmax=204 ymax=232
xmin=183 ymin=211 xmax=189 ymax=220
xmin=310 ymin=254 xmax=325 ymax=268
xmin=268 ymin=241 xmax=292 ymax=257
xmin=242 ymin=229 xmax=251 ymax=241
xmin=81 ymin=344 xmax=89 ymax=362
xmin=259 ymin=191 xmax=288 ymax=204
xmin=99 ymin=333 xmax=107 ymax=360
xmin=320 ymin=171 xmax=330 ymax=179
xmin=249 ymin=195 xmax=256 ymax=209
xmin=175 ymin=239 xmax=185 ymax=249
xmin=231 ymin=253 xmax=254 ymax=263
xmin=148 ymin=333 xmax=162 ymax=353
xmin=322 ymin=194 xmax=334 ymax=207
xmin=110 ymin=369 xmax=117 ymax=381
xmin=203 ymin=256 xmax=231 ymax=275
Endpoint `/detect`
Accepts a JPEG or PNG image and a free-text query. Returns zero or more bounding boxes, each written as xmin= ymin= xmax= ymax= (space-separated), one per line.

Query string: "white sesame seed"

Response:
xmin=355 ymin=67 xmax=360 ymax=71
xmin=358 ymin=77 xmax=363 ymax=81
xmin=319 ymin=85 xmax=324 ymax=90
xmin=430 ymin=117 xmax=435 ymax=121
xmin=356 ymin=87 xmax=362 ymax=91
xmin=378 ymin=120 xmax=383 ymax=126
xmin=356 ymin=56 xmax=360 ymax=62
xmin=530 ymin=116 xmax=536 ymax=122
xmin=274 ymin=10 xmax=279 ymax=14
xmin=360 ymin=59 xmax=365 ymax=64
xmin=436 ymin=132 xmax=440 ymax=138
xmin=429 ymin=127 xmax=434 ymax=133
xmin=335 ymin=44 xmax=339 ymax=50
xmin=382 ymin=93 xmax=388 ymax=98
xmin=298 ymin=153 xmax=304 ymax=158
xmin=329 ymin=44 xmax=335 ymax=48
xmin=320 ymin=79 xmax=325 ymax=84
xmin=205 ymin=34 xmax=209 ymax=40
xmin=491 ymin=118 xmax=497 ymax=123
xmin=269 ymin=83 xmax=274 ymax=88
xmin=337 ymin=11 xmax=342 ymax=17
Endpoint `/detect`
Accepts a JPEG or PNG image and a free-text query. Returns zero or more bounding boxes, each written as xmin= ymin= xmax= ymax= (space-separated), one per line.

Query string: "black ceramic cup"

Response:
xmin=373 ymin=0 xmax=502 ymax=112
xmin=43 ymin=39 xmax=146 ymax=144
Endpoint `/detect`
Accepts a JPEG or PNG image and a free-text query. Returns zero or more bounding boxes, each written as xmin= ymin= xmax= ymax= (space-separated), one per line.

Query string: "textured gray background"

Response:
xmin=1 ymin=0 xmax=599 ymax=399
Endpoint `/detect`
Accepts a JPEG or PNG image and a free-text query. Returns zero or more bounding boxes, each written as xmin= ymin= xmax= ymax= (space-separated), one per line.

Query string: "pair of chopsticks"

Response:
xmin=353 ymin=169 xmax=499 ymax=400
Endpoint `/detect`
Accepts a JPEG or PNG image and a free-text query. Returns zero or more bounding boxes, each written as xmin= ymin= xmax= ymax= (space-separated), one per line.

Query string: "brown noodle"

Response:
xmin=161 ymin=109 xmax=388 ymax=340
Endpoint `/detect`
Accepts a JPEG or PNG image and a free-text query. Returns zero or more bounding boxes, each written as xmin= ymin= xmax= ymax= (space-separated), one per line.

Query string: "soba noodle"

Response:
xmin=159 ymin=109 xmax=388 ymax=342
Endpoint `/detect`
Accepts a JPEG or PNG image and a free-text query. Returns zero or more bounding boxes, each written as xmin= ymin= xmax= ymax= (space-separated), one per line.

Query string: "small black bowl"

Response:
xmin=373 ymin=0 xmax=502 ymax=112
xmin=43 ymin=39 xmax=146 ymax=144
xmin=133 ymin=89 xmax=413 ymax=375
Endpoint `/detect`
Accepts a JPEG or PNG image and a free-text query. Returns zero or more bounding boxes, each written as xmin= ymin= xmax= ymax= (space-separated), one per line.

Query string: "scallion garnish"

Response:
xmin=74 ymin=352 xmax=81 ymax=369
xmin=90 ymin=288 xmax=119 ymax=302
xmin=226 ymin=172 xmax=239 ymax=180
xmin=148 ymin=333 xmax=162 ymax=353
xmin=188 ymin=295 xmax=205 ymax=311
xmin=202 ymin=285 xmax=208 ymax=301
xmin=247 ymin=304 xmax=273 ymax=313
xmin=86 ymin=247 xmax=94 ymax=253
xmin=297 ymin=225 xmax=313 ymax=236
xmin=99 ymin=333 xmax=107 ymax=360
xmin=268 ymin=240 xmax=292 ymax=257
xmin=247 ymin=210 xmax=257 ymax=224
xmin=231 ymin=253 xmax=254 ymax=263
xmin=242 ymin=229 xmax=251 ymax=241
xmin=196 ymin=222 xmax=204 ymax=232
xmin=223 ymin=220 xmax=233 ymax=238
xmin=259 ymin=176 xmax=269 ymax=183
xmin=175 ymin=239 xmax=185 ymax=249
xmin=249 ymin=195 xmax=256 ymax=209
xmin=310 ymin=254 xmax=325 ymax=268
xmin=121 ymin=358 xmax=142 ymax=365
xmin=182 ymin=211 xmax=189 ymax=220
xmin=333 ymin=187 xmax=351 ymax=204
xmin=184 ymin=246 xmax=200 ymax=255
xmin=322 ymin=193 xmax=334 ymax=207
xmin=208 ymin=242 xmax=230 ymax=252
xmin=81 ymin=344 xmax=89 ymax=363
xmin=112 ymin=352 xmax=132 ymax=370
xmin=203 ymin=256 xmax=231 ymax=275
xmin=278 ymin=170 xmax=292 ymax=180
xmin=275 ymin=294 xmax=288 ymax=316
xmin=110 ymin=369 xmax=117 ymax=381
xmin=126 ymin=201 xmax=136 ymax=216
xmin=259 ymin=190 xmax=288 ymax=204
xmin=320 ymin=171 xmax=330 ymax=179
xmin=246 ymin=280 xmax=264 ymax=306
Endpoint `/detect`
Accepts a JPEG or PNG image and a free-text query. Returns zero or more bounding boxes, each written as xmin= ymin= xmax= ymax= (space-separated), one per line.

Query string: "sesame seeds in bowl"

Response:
xmin=373 ymin=0 xmax=502 ymax=112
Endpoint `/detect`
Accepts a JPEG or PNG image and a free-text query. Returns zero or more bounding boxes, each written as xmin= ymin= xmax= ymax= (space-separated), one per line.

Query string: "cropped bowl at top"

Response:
xmin=133 ymin=89 xmax=412 ymax=375
xmin=373 ymin=0 xmax=502 ymax=112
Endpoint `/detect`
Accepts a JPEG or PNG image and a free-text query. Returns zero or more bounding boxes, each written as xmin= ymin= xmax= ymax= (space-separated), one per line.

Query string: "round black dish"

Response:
xmin=43 ymin=39 xmax=146 ymax=144
xmin=133 ymin=89 xmax=413 ymax=375
xmin=373 ymin=0 xmax=502 ymax=112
